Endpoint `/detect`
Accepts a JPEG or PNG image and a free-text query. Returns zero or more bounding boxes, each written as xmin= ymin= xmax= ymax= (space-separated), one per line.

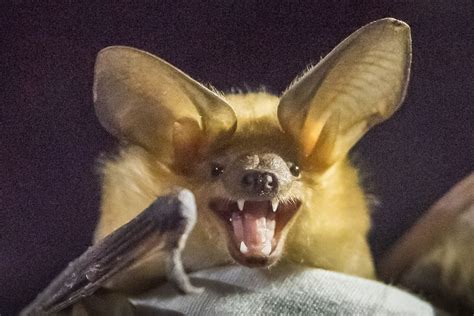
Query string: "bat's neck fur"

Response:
xmin=95 ymin=92 xmax=374 ymax=290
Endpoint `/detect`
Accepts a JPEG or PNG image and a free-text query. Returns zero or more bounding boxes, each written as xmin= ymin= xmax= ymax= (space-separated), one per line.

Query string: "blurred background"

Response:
xmin=1 ymin=2 xmax=472 ymax=314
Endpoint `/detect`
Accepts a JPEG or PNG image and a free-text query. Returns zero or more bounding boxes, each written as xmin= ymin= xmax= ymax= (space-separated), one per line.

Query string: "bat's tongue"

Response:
xmin=231 ymin=201 xmax=275 ymax=257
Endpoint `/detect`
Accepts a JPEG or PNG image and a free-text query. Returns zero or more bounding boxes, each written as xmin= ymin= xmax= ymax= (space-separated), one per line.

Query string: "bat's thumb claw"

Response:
xmin=167 ymin=250 xmax=204 ymax=295
xmin=169 ymin=269 xmax=204 ymax=295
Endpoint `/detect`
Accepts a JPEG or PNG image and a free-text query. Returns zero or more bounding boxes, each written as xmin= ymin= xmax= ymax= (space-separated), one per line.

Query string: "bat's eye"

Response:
xmin=211 ymin=163 xmax=224 ymax=177
xmin=289 ymin=163 xmax=300 ymax=177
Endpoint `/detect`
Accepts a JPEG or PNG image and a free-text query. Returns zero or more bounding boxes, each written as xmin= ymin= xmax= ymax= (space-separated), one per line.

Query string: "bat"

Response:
xmin=22 ymin=18 xmax=412 ymax=314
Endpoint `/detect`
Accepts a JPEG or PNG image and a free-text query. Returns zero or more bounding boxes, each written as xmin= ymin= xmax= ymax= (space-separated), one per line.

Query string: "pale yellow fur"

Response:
xmin=95 ymin=92 xmax=374 ymax=291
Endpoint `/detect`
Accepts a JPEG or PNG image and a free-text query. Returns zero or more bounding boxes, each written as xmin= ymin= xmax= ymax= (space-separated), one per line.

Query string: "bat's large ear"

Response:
xmin=278 ymin=18 xmax=412 ymax=169
xmin=93 ymin=46 xmax=237 ymax=170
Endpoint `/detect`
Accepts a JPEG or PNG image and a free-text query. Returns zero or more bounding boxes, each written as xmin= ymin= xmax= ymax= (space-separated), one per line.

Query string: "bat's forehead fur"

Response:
xmin=223 ymin=92 xmax=279 ymax=125
xmin=218 ymin=92 xmax=295 ymax=158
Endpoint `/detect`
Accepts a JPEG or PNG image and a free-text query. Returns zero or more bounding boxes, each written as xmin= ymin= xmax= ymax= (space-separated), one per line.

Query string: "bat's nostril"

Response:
xmin=263 ymin=174 xmax=274 ymax=188
xmin=241 ymin=171 xmax=278 ymax=195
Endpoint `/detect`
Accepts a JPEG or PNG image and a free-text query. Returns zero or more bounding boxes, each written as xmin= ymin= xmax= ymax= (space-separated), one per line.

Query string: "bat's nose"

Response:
xmin=241 ymin=171 xmax=279 ymax=195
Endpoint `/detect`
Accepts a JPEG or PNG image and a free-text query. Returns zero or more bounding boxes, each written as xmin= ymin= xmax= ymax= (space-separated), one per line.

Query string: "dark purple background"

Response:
xmin=1 ymin=2 xmax=473 ymax=314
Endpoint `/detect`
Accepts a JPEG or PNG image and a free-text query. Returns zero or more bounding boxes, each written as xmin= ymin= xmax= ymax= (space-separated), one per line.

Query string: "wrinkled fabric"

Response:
xmin=67 ymin=265 xmax=435 ymax=315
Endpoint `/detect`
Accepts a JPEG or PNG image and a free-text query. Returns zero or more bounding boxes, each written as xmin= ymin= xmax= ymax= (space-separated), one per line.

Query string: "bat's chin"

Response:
xmin=209 ymin=198 xmax=302 ymax=267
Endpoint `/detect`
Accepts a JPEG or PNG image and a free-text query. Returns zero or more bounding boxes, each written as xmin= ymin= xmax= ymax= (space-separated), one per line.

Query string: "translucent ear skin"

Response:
xmin=278 ymin=18 xmax=412 ymax=168
xmin=93 ymin=46 xmax=237 ymax=164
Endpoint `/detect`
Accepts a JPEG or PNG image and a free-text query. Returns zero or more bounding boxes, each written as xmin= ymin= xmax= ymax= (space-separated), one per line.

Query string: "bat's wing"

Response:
xmin=21 ymin=189 xmax=202 ymax=315
xmin=379 ymin=173 xmax=474 ymax=313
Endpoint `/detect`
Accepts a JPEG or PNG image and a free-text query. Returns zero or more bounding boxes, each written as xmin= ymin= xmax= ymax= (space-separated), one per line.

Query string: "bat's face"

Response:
xmin=197 ymin=142 xmax=304 ymax=267
xmin=93 ymin=19 xmax=411 ymax=272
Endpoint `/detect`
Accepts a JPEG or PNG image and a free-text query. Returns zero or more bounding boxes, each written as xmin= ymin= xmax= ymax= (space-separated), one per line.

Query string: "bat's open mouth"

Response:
xmin=209 ymin=198 xmax=302 ymax=266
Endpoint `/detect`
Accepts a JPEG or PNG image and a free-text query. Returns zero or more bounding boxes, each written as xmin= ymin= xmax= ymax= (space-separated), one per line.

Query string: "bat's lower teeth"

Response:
xmin=240 ymin=241 xmax=248 ymax=254
xmin=262 ymin=241 xmax=272 ymax=256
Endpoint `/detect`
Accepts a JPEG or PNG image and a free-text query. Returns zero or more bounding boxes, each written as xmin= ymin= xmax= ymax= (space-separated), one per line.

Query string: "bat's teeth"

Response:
xmin=237 ymin=199 xmax=245 ymax=211
xmin=271 ymin=199 xmax=279 ymax=212
xmin=240 ymin=241 xmax=248 ymax=254
xmin=262 ymin=241 xmax=272 ymax=256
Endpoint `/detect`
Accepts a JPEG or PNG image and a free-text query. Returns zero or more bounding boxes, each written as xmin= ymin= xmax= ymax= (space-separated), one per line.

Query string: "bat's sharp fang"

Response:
xmin=237 ymin=199 xmax=245 ymax=211
xmin=240 ymin=241 xmax=249 ymax=254
xmin=271 ymin=199 xmax=279 ymax=212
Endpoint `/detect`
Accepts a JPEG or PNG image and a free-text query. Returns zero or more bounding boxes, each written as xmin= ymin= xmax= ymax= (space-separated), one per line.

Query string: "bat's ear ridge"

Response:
xmin=93 ymin=46 xmax=237 ymax=165
xmin=278 ymin=18 xmax=412 ymax=169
